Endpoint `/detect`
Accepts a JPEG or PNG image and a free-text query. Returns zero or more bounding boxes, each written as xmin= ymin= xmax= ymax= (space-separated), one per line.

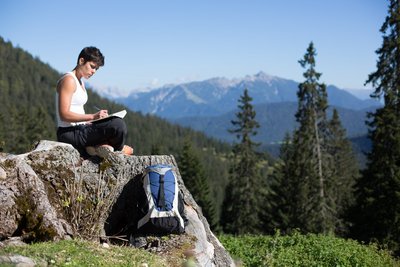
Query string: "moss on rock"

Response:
xmin=14 ymin=189 xmax=57 ymax=243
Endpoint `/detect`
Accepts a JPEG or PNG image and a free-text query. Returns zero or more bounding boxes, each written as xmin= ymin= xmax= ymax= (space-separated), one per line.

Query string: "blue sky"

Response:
xmin=0 ymin=0 xmax=387 ymax=93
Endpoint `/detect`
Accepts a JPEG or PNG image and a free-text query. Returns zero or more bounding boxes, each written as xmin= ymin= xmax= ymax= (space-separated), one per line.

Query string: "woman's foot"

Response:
xmin=121 ymin=145 xmax=134 ymax=155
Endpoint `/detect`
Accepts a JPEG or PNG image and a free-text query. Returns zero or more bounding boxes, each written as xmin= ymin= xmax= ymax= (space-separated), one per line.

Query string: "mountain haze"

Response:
xmin=174 ymin=102 xmax=374 ymax=144
xmin=114 ymin=72 xmax=381 ymax=119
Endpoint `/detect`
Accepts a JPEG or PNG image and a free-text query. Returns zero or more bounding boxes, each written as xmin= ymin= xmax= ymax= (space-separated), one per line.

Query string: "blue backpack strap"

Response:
xmin=157 ymin=174 xmax=166 ymax=209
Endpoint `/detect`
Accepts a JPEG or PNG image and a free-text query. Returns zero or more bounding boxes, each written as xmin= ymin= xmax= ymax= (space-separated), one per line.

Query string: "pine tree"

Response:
xmin=327 ymin=109 xmax=359 ymax=236
xmin=7 ymin=107 xmax=30 ymax=153
xmin=0 ymin=113 xmax=4 ymax=152
xmin=267 ymin=133 xmax=293 ymax=233
xmin=287 ymin=42 xmax=335 ymax=233
xmin=352 ymin=0 xmax=400 ymax=253
xmin=178 ymin=139 xmax=219 ymax=231
xmin=150 ymin=143 xmax=162 ymax=155
xmin=221 ymin=88 xmax=265 ymax=234
xmin=6 ymin=106 xmax=50 ymax=154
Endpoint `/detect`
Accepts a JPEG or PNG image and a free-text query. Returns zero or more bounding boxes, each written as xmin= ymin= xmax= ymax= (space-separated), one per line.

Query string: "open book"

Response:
xmin=91 ymin=110 xmax=127 ymax=123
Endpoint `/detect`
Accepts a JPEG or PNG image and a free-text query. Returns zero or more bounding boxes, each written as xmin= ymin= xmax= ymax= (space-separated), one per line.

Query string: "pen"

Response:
xmin=94 ymin=106 xmax=110 ymax=116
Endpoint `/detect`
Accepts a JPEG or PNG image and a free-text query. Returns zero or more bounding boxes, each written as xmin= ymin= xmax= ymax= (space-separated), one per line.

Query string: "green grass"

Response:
xmin=2 ymin=233 xmax=399 ymax=267
xmin=0 ymin=239 xmax=170 ymax=267
xmin=219 ymin=232 xmax=400 ymax=267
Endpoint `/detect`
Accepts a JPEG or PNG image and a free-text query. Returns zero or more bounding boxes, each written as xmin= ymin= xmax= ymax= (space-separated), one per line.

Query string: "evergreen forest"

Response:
xmin=1 ymin=0 xmax=400 ymax=258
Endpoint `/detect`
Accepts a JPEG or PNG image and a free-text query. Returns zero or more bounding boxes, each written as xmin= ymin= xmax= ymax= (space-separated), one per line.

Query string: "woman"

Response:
xmin=56 ymin=46 xmax=133 ymax=158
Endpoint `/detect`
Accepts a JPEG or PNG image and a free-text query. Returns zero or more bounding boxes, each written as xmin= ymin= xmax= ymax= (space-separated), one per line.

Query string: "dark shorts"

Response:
xmin=57 ymin=117 xmax=127 ymax=157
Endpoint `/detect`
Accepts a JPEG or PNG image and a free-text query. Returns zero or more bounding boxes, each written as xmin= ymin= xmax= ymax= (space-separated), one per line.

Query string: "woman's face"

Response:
xmin=79 ymin=59 xmax=99 ymax=79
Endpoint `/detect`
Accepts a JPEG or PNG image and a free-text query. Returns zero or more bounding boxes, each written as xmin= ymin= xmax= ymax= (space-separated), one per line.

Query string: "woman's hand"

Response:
xmin=94 ymin=109 xmax=109 ymax=120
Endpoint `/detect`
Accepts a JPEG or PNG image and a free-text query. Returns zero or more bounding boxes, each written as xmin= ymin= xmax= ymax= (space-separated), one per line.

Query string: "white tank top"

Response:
xmin=56 ymin=72 xmax=88 ymax=127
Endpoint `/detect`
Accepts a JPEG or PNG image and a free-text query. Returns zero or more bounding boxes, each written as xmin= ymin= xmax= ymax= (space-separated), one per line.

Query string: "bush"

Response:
xmin=219 ymin=231 xmax=399 ymax=267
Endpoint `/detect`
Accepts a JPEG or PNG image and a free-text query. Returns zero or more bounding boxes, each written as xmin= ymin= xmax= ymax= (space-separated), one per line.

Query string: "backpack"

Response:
xmin=136 ymin=164 xmax=186 ymax=234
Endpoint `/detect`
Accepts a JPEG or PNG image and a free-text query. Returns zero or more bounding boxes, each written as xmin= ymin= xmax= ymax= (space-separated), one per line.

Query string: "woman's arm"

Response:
xmin=57 ymin=75 xmax=100 ymax=122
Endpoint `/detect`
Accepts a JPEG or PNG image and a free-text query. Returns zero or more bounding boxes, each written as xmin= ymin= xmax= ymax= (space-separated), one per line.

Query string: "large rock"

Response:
xmin=0 ymin=140 xmax=235 ymax=267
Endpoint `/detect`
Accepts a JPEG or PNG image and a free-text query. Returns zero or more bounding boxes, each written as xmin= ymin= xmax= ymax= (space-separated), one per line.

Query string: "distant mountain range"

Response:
xmin=92 ymin=71 xmax=381 ymax=145
xmin=112 ymin=71 xmax=380 ymax=119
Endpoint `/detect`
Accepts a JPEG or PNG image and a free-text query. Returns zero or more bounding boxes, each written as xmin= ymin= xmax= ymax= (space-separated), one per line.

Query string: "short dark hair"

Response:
xmin=77 ymin=46 xmax=105 ymax=67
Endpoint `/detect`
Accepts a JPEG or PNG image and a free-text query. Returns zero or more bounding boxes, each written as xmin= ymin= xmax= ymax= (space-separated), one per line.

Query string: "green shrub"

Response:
xmin=219 ymin=232 xmax=399 ymax=267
